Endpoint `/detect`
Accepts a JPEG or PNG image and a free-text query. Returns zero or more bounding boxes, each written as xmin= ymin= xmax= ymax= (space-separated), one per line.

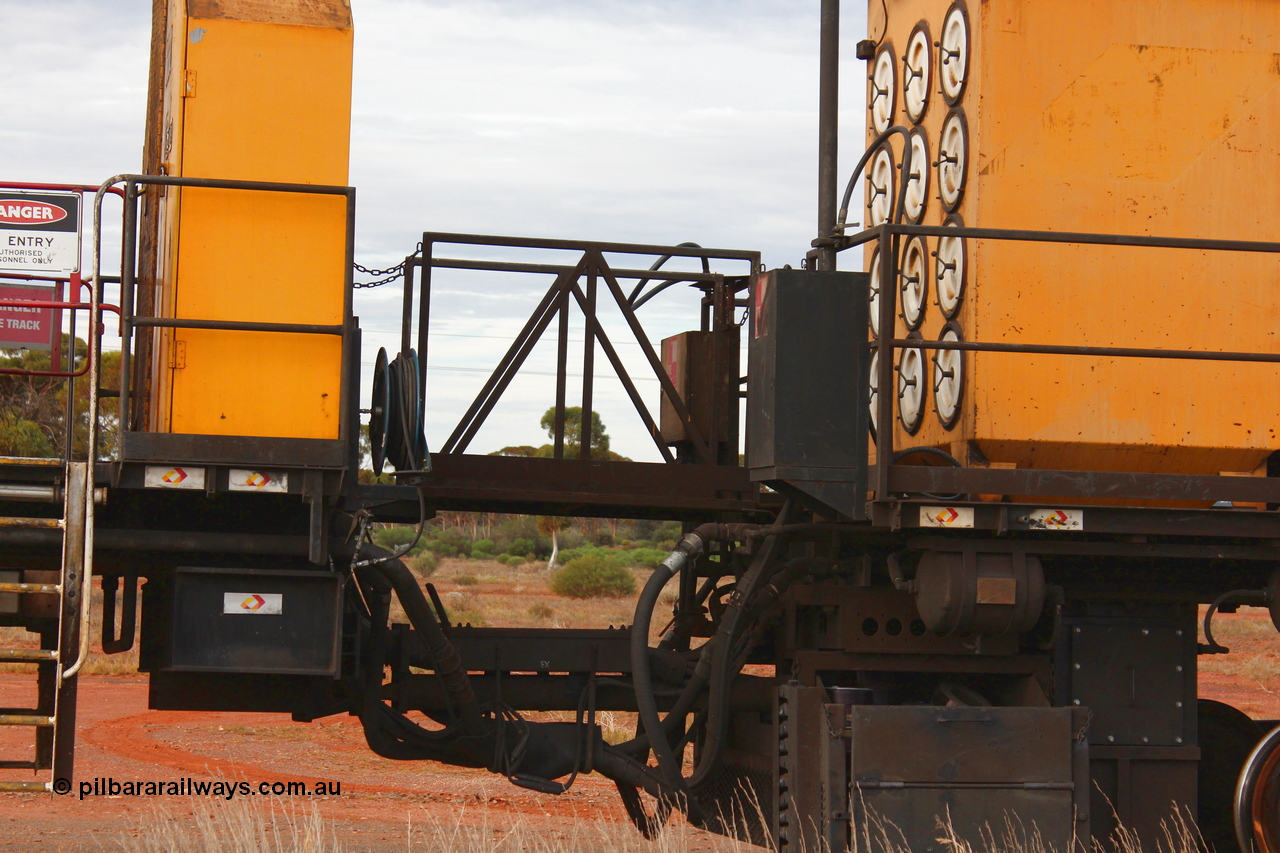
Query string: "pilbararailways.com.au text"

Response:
xmin=61 ymin=777 xmax=342 ymax=800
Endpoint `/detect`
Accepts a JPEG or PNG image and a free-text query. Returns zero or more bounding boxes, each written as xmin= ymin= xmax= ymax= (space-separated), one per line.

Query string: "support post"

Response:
xmin=817 ymin=0 xmax=841 ymax=272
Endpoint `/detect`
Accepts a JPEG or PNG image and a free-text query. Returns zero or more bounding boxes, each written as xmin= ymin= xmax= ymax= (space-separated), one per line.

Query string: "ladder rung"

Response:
xmin=0 ymin=781 xmax=50 ymax=793
xmin=0 ymin=517 xmax=61 ymax=530
xmin=0 ymin=457 xmax=63 ymax=467
xmin=0 ymin=760 xmax=40 ymax=770
xmin=0 ymin=715 xmax=52 ymax=727
xmin=0 ymin=649 xmax=56 ymax=663
xmin=0 ymin=583 xmax=60 ymax=595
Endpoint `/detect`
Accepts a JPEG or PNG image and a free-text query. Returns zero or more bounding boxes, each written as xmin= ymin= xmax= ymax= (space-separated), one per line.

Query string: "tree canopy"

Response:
xmin=492 ymin=406 xmax=629 ymax=461
xmin=0 ymin=337 xmax=119 ymax=459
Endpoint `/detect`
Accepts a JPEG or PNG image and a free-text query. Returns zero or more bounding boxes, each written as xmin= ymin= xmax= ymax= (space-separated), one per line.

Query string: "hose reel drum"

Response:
xmin=369 ymin=346 xmax=430 ymax=477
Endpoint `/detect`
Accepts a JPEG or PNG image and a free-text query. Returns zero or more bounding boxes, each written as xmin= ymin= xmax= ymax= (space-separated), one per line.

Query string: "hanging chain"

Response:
xmin=353 ymin=242 xmax=423 ymax=288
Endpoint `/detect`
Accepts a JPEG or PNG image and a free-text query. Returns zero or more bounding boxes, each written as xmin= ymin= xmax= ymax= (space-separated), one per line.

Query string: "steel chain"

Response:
xmin=353 ymin=242 xmax=423 ymax=288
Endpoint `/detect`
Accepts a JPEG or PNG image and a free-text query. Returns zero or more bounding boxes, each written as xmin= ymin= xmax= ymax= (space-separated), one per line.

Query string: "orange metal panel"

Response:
xmin=150 ymin=2 xmax=352 ymax=439
xmin=869 ymin=0 xmax=1280 ymax=485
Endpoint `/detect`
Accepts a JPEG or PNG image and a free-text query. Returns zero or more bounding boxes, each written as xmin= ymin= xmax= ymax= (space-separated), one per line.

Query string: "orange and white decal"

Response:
xmin=919 ymin=505 xmax=974 ymax=528
xmin=223 ymin=592 xmax=283 ymax=615
xmin=228 ymin=469 xmax=288 ymax=493
xmin=1027 ymin=509 xmax=1084 ymax=531
xmin=144 ymin=465 xmax=205 ymax=490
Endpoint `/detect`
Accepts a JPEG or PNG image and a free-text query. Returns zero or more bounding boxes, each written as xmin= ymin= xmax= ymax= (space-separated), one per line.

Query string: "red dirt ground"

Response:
xmin=0 ymin=674 xmax=630 ymax=851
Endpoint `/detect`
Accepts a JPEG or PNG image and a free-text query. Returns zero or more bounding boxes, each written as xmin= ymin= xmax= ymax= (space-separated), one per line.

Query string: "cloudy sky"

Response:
xmin=1 ymin=0 xmax=869 ymax=461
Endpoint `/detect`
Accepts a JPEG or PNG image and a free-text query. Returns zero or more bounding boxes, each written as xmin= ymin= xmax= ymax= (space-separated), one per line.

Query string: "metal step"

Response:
xmin=0 ymin=781 xmax=50 ymax=793
xmin=0 ymin=760 xmax=41 ymax=770
xmin=0 ymin=715 xmax=53 ymax=728
xmin=0 ymin=650 xmax=57 ymax=663
xmin=0 ymin=518 xmax=61 ymax=531
xmin=0 ymin=583 xmax=61 ymax=595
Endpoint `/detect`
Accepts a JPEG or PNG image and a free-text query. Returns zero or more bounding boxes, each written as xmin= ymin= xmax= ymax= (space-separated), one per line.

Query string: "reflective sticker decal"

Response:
xmin=919 ymin=505 xmax=975 ymax=528
xmin=223 ymin=593 xmax=283 ymax=615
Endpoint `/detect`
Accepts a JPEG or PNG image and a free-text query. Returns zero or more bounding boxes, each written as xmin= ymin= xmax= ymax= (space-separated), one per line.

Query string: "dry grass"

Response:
xmin=1196 ymin=605 xmax=1280 ymax=691
xmin=117 ymin=797 xmax=341 ymax=853
xmin=111 ymin=796 xmax=1212 ymax=853
xmin=112 ymin=795 xmax=762 ymax=853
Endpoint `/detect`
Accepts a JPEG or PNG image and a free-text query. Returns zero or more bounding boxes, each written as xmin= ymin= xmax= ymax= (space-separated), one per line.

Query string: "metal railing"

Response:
xmin=108 ymin=174 xmax=356 ymax=454
xmin=833 ymin=220 xmax=1280 ymax=506
xmin=401 ymin=233 xmax=758 ymax=466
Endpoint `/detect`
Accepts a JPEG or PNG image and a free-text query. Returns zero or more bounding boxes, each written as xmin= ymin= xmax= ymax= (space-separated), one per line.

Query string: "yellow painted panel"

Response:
xmin=871 ymin=0 xmax=1280 ymax=483
xmin=156 ymin=10 xmax=352 ymax=438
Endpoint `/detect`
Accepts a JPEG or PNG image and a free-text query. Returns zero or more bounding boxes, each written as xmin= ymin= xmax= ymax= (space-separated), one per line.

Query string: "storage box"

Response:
xmin=157 ymin=566 xmax=342 ymax=676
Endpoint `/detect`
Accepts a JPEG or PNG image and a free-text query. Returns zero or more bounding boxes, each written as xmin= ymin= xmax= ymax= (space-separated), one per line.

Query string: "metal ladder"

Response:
xmin=0 ymin=461 xmax=92 ymax=792
xmin=0 ymin=181 xmax=109 ymax=792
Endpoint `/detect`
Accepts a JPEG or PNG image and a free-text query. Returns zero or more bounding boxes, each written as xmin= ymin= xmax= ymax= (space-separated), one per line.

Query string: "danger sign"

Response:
xmin=0 ymin=283 xmax=56 ymax=351
xmin=0 ymin=191 xmax=81 ymax=277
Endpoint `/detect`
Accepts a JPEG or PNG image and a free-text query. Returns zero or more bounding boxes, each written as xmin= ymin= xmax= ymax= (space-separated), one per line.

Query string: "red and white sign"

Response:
xmin=223 ymin=592 xmax=283 ymax=615
xmin=0 ymin=190 xmax=81 ymax=277
xmin=0 ymin=283 xmax=56 ymax=351
xmin=0 ymin=201 xmax=67 ymax=225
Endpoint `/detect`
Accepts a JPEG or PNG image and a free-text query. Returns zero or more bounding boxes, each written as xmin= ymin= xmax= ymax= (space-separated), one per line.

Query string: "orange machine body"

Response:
xmin=150 ymin=0 xmax=353 ymax=440
xmin=866 ymin=0 xmax=1280 ymax=484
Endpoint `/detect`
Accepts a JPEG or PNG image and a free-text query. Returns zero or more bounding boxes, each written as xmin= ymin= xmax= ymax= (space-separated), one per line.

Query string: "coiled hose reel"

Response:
xmin=370 ymin=347 xmax=430 ymax=476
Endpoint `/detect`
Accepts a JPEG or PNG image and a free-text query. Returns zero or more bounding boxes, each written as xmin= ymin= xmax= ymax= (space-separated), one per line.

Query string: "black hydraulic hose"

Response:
xmin=689 ymin=530 xmax=789 ymax=789
xmin=626 ymin=242 xmax=710 ymax=309
xmin=632 ymin=532 xmax=710 ymax=824
xmin=835 ymin=125 xmax=912 ymax=235
xmin=355 ymin=546 xmax=487 ymax=738
xmin=629 ymin=521 xmax=760 ymax=826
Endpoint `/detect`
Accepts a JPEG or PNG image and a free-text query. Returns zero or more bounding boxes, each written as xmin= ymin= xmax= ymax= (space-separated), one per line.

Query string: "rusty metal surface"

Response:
xmin=186 ymin=0 xmax=352 ymax=30
xmin=849 ymin=706 xmax=1089 ymax=853
xmin=356 ymin=454 xmax=765 ymax=520
xmin=120 ymin=433 xmax=346 ymax=468
xmin=0 ymin=518 xmax=60 ymax=530
xmin=889 ymin=464 xmax=1280 ymax=504
xmin=0 ymin=584 xmax=61 ymax=596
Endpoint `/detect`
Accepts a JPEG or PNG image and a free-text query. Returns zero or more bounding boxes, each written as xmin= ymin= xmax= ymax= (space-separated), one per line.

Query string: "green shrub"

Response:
xmin=506 ymin=538 xmax=535 ymax=557
xmin=374 ymin=525 xmax=428 ymax=554
xmin=528 ymin=603 xmax=554 ymax=620
xmin=550 ymin=555 xmax=636 ymax=599
xmin=427 ymin=541 xmax=458 ymax=558
xmin=453 ymin=574 xmax=479 ymax=586
xmin=408 ymin=551 xmax=439 ymax=576
xmin=620 ymin=547 xmax=668 ymax=569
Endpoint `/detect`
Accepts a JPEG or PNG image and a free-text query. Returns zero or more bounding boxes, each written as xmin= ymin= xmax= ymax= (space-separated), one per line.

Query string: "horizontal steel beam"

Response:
xmin=431 ymin=256 xmax=732 ymax=283
xmin=131 ymin=318 xmax=344 ymax=335
xmin=888 ymin=465 xmax=1280 ymax=503
xmin=358 ymin=453 xmax=765 ymax=520
xmin=423 ymin=231 xmax=759 ymax=263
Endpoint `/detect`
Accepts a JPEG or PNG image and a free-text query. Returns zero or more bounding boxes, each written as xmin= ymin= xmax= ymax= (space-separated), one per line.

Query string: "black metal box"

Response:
xmin=747 ymin=268 xmax=869 ymax=519
xmin=158 ymin=567 xmax=342 ymax=676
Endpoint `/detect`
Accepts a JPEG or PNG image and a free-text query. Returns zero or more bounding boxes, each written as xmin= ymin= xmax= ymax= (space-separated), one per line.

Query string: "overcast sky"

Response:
xmin=1 ymin=0 xmax=869 ymax=461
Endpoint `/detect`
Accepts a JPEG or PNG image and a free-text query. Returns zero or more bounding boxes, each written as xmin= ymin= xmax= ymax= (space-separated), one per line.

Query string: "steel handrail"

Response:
xmin=833 ymin=221 xmax=1280 ymax=502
